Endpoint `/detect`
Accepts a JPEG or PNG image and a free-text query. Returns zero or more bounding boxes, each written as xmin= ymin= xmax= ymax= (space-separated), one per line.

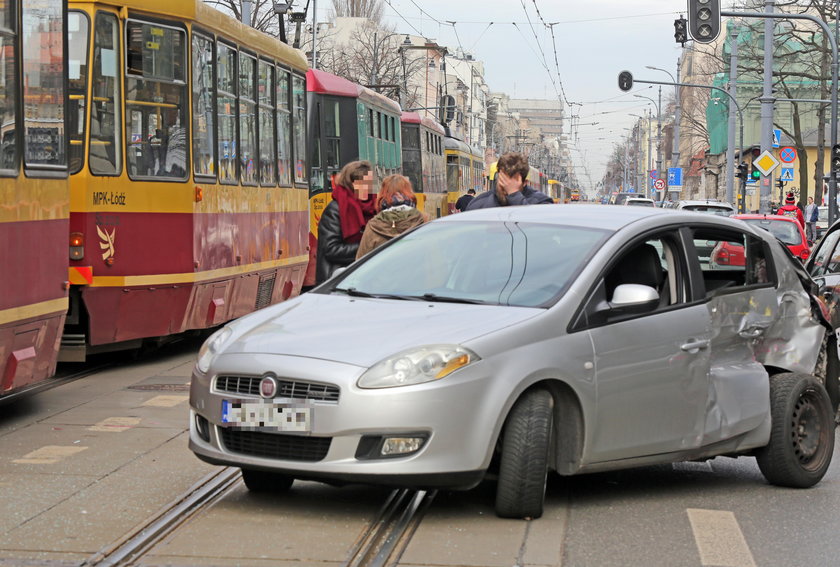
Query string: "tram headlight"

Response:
xmin=357 ymin=345 xmax=479 ymax=389
xmin=196 ymin=327 xmax=233 ymax=374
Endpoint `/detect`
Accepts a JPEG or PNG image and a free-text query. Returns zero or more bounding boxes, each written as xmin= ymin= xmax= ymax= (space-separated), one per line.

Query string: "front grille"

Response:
xmin=221 ymin=429 xmax=331 ymax=461
xmin=215 ymin=375 xmax=340 ymax=402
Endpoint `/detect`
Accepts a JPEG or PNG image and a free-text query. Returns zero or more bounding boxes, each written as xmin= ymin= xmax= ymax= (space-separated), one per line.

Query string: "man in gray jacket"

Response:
xmin=466 ymin=152 xmax=553 ymax=209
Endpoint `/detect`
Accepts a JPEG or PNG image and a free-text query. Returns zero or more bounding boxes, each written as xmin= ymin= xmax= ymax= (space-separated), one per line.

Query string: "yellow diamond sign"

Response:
xmin=754 ymin=150 xmax=780 ymax=176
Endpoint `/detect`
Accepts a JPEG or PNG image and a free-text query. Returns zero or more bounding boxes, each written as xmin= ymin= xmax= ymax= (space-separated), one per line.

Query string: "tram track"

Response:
xmin=77 ymin=463 xmax=436 ymax=567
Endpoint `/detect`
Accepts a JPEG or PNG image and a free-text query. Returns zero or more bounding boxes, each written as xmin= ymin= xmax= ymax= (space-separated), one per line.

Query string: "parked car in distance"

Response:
xmin=673 ymin=199 xmax=735 ymax=216
xmin=712 ymin=214 xmax=810 ymax=265
xmin=817 ymin=206 xmax=828 ymax=241
xmin=611 ymin=192 xmax=638 ymax=206
xmin=624 ymin=197 xmax=656 ymax=207
xmin=190 ymin=205 xmax=835 ymax=520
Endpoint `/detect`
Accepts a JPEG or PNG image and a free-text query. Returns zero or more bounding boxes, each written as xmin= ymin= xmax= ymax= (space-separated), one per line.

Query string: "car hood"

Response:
xmin=222 ymin=293 xmax=542 ymax=367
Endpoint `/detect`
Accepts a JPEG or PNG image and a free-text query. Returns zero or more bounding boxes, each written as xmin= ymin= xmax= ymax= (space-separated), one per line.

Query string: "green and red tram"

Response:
xmin=400 ymin=111 xmax=446 ymax=219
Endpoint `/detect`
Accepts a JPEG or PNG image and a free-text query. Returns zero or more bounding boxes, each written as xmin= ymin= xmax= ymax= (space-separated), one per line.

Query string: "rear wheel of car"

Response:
xmin=756 ymin=373 xmax=835 ymax=488
xmin=816 ymin=336 xmax=840 ymax=422
xmin=495 ymin=388 xmax=553 ymax=519
xmin=241 ymin=468 xmax=294 ymax=493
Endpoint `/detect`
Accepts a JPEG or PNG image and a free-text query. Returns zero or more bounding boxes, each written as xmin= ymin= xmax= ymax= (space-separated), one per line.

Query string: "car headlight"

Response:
xmin=357 ymin=345 xmax=480 ymax=389
xmin=196 ymin=327 xmax=233 ymax=374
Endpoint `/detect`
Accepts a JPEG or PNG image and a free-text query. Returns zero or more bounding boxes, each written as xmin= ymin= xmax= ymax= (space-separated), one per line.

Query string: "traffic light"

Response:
xmin=832 ymin=144 xmax=840 ymax=175
xmin=735 ymin=162 xmax=747 ymax=180
xmin=687 ymin=0 xmax=721 ymax=44
xmin=674 ymin=16 xmax=688 ymax=46
xmin=750 ymin=147 xmax=761 ymax=181
xmin=618 ymin=71 xmax=633 ymax=92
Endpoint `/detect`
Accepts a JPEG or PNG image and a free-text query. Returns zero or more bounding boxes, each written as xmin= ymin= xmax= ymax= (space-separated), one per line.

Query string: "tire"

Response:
xmin=241 ymin=468 xmax=294 ymax=493
xmin=495 ymin=388 xmax=553 ymax=519
xmin=816 ymin=336 xmax=840 ymax=422
xmin=755 ymin=373 xmax=835 ymax=488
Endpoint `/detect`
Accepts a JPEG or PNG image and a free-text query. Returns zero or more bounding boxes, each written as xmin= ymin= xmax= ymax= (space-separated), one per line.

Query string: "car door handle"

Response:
xmin=738 ymin=328 xmax=766 ymax=339
xmin=680 ymin=339 xmax=710 ymax=352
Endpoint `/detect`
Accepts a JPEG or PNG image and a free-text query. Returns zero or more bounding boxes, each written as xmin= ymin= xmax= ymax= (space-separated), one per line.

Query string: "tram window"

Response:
xmin=192 ymin=33 xmax=215 ymax=178
xmin=258 ymin=60 xmax=275 ymax=186
xmin=217 ymin=42 xmax=237 ymax=183
xmin=0 ymin=31 xmax=14 ymax=173
xmin=90 ymin=12 xmax=121 ymax=175
xmin=68 ymin=11 xmax=89 ymax=174
xmin=292 ymin=74 xmax=306 ymax=184
xmin=324 ymin=100 xmax=340 ymax=170
xmin=239 ymin=52 xmax=257 ymax=185
xmin=368 ymin=109 xmax=374 ymax=137
xmin=125 ymin=21 xmax=187 ymax=180
xmin=276 ymin=69 xmax=291 ymax=185
xmin=22 ymin=0 xmax=66 ymax=169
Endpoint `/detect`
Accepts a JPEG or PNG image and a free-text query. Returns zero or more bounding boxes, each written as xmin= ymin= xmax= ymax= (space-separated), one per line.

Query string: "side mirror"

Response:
xmin=609 ymin=284 xmax=659 ymax=313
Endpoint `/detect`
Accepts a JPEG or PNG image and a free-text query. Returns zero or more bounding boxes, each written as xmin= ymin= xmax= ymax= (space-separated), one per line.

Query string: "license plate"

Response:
xmin=221 ymin=399 xmax=312 ymax=432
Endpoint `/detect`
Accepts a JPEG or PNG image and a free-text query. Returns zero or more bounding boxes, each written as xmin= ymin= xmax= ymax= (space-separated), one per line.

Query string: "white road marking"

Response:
xmin=687 ymin=508 xmax=757 ymax=567
xmin=142 ymin=395 xmax=188 ymax=407
xmin=13 ymin=445 xmax=88 ymax=464
xmin=88 ymin=417 xmax=141 ymax=432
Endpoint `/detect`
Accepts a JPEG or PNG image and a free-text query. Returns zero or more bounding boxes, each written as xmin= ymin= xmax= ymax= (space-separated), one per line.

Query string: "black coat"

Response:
xmin=316 ymin=200 xmax=360 ymax=284
xmin=466 ymin=186 xmax=553 ymax=210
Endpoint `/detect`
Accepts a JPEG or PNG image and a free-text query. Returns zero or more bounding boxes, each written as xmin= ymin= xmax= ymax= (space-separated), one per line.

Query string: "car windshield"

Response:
xmin=627 ymin=200 xmax=654 ymax=207
xmin=332 ymin=221 xmax=608 ymax=307
xmin=742 ymin=218 xmax=801 ymax=245
xmin=681 ymin=205 xmax=733 ymax=216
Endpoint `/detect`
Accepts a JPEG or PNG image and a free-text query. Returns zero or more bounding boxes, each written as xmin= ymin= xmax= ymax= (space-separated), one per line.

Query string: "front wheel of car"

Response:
xmin=816 ymin=336 xmax=840 ymax=422
xmin=756 ymin=373 xmax=835 ymax=488
xmin=241 ymin=468 xmax=294 ymax=493
xmin=495 ymin=388 xmax=553 ymax=519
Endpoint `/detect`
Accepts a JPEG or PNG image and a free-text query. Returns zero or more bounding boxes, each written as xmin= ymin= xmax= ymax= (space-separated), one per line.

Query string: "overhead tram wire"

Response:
xmin=383 ymin=0 xmax=424 ymax=36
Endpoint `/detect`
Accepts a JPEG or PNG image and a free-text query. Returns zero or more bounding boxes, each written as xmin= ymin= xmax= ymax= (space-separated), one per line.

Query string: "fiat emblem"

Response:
xmin=259 ymin=375 xmax=278 ymax=399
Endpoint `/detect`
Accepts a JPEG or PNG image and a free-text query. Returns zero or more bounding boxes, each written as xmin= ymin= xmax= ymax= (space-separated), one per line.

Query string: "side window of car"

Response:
xmin=809 ymin=229 xmax=840 ymax=278
xmin=690 ymin=228 xmax=773 ymax=297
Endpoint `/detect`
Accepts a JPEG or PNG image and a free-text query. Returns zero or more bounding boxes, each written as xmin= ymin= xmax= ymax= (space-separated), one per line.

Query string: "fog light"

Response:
xmin=381 ymin=437 xmax=425 ymax=456
xmin=194 ymin=414 xmax=210 ymax=442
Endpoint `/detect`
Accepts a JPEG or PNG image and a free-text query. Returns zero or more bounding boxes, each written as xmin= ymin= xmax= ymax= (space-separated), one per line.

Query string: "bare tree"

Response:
xmin=206 ymin=0 xmax=283 ymax=35
xmin=329 ymin=0 xmax=384 ymax=22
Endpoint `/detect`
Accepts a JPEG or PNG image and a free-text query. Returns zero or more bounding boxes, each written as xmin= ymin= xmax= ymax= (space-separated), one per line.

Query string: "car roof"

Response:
xmin=734 ymin=214 xmax=798 ymax=223
xmin=676 ymin=200 xmax=734 ymax=208
xmin=442 ymin=203 xmax=751 ymax=232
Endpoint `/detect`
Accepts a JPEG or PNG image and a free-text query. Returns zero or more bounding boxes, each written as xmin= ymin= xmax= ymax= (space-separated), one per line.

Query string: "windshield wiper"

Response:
xmin=333 ymin=287 xmax=374 ymax=297
xmin=420 ymin=293 xmax=488 ymax=305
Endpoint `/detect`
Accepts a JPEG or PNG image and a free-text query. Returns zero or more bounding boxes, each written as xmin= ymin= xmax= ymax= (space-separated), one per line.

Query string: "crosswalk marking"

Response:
xmin=88 ymin=417 xmax=141 ymax=432
xmin=687 ymin=508 xmax=757 ymax=567
xmin=13 ymin=445 xmax=88 ymax=464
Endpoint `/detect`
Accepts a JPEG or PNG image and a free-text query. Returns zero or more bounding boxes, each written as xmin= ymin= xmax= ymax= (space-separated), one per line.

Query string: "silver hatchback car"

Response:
xmin=189 ymin=205 xmax=835 ymax=519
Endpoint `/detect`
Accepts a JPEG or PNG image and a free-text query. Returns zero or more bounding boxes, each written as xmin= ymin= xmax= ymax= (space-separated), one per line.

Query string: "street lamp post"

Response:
xmin=646 ymin=63 xmax=681 ymax=169
xmin=635 ymin=91 xmax=663 ymax=199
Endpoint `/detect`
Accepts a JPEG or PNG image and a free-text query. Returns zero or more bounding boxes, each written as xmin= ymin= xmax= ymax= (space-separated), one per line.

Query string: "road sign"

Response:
xmin=668 ymin=167 xmax=683 ymax=187
xmin=779 ymin=146 xmax=797 ymax=163
xmin=780 ymin=167 xmax=794 ymax=182
xmin=650 ymin=170 xmax=658 ymax=179
xmin=653 ymin=178 xmax=666 ymax=191
xmin=754 ymin=150 xmax=780 ymax=176
xmin=773 ymin=129 xmax=781 ymax=148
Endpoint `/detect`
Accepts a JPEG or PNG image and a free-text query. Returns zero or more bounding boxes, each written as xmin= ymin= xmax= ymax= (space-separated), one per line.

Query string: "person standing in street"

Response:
xmin=777 ymin=192 xmax=805 ymax=229
xmin=356 ymin=175 xmax=426 ymax=259
xmin=315 ymin=160 xmax=377 ymax=284
xmin=466 ymin=152 xmax=553 ymax=210
xmin=455 ymin=188 xmax=476 ymax=212
xmin=805 ymin=196 xmax=818 ymax=244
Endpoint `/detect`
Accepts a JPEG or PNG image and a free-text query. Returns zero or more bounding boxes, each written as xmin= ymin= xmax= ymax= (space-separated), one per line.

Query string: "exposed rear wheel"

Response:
xmin=756 ymin=373 xmax=834 ymax=488
xmin=495 ymin=388 xmax=553 ymax=519
xmin=241 ymin=468 xmax=294 ymax=493
xmin=815 ymin=336 xmax=840 ymax=422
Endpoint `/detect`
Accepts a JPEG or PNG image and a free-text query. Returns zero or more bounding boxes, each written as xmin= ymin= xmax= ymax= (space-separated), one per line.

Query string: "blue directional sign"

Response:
xmin=668 ymin=167 xmax=683 ymax=187
xmin=773 ymin=129 xmax=781 ymax=148
xmin=780 ymin=167 xmax=794 ymax=182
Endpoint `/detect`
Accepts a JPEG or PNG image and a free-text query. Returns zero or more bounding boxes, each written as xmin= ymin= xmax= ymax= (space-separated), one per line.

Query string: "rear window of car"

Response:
xmin=741 ymin=219 xmax=801 ymax=246
xmin=681 ymin=205 xmax=734 ymax=216
xmin=335 ymin=221 xmax=609 ymax=307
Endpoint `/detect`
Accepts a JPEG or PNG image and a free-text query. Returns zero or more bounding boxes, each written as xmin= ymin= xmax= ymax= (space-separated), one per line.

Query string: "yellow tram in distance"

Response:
xmin=64 ymin=0 xmax=310 ymax=359
xmin=444 ymin=136 xmax=483 ymax=214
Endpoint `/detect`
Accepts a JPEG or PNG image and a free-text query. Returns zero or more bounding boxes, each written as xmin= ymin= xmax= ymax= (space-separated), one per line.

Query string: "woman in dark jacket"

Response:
xmin=315 ymin=160 xmax=377 ymax=284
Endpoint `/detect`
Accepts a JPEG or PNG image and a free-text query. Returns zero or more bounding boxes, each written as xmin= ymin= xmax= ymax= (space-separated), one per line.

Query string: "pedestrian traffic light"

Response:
xmin=674 ymin=16 xmax=688 ymax=46
xmin=687 ymin=0 xmax=721 ymax=44
xmin=832 ymin=143 xmax=840 ymax=175
xmin=618 ymin=71 xmax=633 ymax=92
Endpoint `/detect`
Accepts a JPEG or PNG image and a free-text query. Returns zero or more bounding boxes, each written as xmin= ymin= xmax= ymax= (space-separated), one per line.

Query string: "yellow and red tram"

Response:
xmin=62 ymin=0 xmax=310 ymax=359
xmin=0 ymin=0 xmax=69 ymax=395
xmin=444 ymin=136 xmax=483 ymax=214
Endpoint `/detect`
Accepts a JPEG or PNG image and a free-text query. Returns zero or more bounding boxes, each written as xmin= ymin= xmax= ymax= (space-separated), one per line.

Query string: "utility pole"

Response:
xmin=759 ymin=0 xmax=775 ymax=213
xmin=242 ymin=0 xmax=252 ymax=25
xmin=674 ymin=56 xmax=681 ymax=168
xmin=311 ymin=0 xmax=318 ymax=70
xmin=726 ymin=24 xmax=738 ymax=206
xmin=656 ymin=86 xmax=663 ymax=200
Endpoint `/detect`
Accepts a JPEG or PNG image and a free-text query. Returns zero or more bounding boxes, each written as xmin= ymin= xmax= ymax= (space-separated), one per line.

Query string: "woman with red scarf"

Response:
xmin=315 ymin=160 xmax=377 ymax=284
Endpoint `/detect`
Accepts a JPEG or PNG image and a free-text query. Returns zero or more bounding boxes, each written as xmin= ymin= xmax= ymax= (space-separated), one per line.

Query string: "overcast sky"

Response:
xmin=314 ymin=0 xmax=703 ymax=193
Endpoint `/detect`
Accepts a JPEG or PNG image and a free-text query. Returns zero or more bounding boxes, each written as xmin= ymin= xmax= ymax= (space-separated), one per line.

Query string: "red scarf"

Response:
xmin=332 ymin=184 xmax=376 ymax=243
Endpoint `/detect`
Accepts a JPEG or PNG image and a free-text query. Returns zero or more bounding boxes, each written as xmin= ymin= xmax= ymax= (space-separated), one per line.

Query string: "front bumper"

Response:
xmin=188 ymin=352 xmax=504 ymax=489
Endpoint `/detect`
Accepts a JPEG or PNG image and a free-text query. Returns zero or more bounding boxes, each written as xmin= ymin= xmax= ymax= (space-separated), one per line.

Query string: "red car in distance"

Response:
xmin=712 ymin=214 xmax=811 ymax=267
